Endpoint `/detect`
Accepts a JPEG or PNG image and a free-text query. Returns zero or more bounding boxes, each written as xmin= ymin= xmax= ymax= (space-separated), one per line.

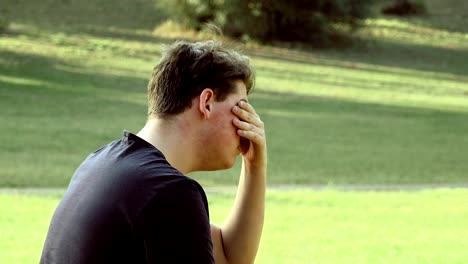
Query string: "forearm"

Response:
xmin=213 ymin=99 xmax=266 ymax=264
xmin=221 ymin=159 xmax=266 ymax=264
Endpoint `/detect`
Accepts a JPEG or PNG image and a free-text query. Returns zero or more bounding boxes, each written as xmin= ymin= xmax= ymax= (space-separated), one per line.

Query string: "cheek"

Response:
xmin=213 ymin=114 xmax=239 ymax=144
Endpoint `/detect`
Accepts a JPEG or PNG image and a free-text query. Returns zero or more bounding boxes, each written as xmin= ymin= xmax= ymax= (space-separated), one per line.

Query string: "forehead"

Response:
xmin=231 ymin=79 xmax=248 ymax=101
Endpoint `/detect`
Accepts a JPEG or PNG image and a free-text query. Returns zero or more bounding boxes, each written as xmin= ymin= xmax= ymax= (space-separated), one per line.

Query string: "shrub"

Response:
xmin=157 ymin=0 xmax=222 ymax=31
xmin=0 ymin=17 xmax=9 ymax=33
xmin=159 ymin=0 xmax=375 ymax=46
xmin=223 ymin=0 xmax=374 ymax=42
xmin=382 ymin=0 xmax=427 ymax=16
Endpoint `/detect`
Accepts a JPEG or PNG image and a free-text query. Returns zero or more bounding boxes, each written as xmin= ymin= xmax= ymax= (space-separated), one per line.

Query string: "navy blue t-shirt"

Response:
xmin=41 ymin=131 xmax=214 ymax=263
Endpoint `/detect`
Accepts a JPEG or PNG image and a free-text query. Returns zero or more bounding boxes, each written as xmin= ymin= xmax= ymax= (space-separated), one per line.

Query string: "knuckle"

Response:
xmin=258 ymin=120 xmax=264 ymax=128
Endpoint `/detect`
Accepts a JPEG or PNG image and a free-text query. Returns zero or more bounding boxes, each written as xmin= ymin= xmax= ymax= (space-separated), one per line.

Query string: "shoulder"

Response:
xmin=143 ymin=176 xmax=209 ymax=213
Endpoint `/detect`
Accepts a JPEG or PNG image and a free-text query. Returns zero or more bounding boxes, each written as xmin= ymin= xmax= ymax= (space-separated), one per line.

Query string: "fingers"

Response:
xmin=232 ymin=101 xmax=265 ymax=145
xmin=237 ymin=129 xmax=264 ymax=144
xmin=238 ymin=100 xmax=257 ymax=116
xmin=232 ymin=101 xmax=263 ymax=129
xmin=232 ymin=101 xmax=267 ymax=165
xmin=233 ymin=118 xmax=262 ymax=136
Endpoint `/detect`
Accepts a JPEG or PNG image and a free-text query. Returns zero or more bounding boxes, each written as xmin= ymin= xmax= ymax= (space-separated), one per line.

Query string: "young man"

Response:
xmin=41 ymin=40 xmax=266 ymax=264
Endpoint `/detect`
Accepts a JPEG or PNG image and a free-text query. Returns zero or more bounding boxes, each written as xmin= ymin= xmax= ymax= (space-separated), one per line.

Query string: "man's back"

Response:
xmin=40 ymin=131 xmax=214 ymax=263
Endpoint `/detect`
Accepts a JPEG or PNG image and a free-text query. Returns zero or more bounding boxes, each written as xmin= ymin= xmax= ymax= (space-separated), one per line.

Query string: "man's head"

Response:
xmin=147 ymin=40 xmax=255 ymax=120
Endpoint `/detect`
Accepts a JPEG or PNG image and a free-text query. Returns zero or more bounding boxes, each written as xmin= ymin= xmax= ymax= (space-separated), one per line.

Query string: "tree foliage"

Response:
xmin=157 ymin=0 xmax=222 ymax=30
xmin=159 ymin=0 xmax=375 ymax=45
xmin=0 ymin=17 xmax=9 ymax=33
xmin=382 ymin=0 xmax=427 ymax=16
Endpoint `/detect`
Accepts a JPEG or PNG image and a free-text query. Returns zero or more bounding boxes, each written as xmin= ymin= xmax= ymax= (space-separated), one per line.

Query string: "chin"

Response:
xmin=205 ymin=157 xmax=237 ymax=171
xmin=222 ymin=159 xmax=237 ymax=169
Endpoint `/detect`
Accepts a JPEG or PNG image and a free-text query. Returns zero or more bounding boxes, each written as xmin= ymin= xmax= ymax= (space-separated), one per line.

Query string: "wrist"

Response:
xmin=243 ymin=157 xmax=267 ymax=175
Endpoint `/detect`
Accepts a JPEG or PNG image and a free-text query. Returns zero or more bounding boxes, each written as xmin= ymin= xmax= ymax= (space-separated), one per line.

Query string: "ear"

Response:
xmin=199 ymin=88 xmax=215 ymax=120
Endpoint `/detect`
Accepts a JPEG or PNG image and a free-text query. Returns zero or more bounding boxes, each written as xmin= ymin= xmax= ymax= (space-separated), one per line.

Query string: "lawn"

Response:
xmin=1 ymin=189 xmax=468 ymax=264
xmin=1 ymin=0 xmax=468 ymax=187
xmin=1 ymin=0 xmax=468 ymax=263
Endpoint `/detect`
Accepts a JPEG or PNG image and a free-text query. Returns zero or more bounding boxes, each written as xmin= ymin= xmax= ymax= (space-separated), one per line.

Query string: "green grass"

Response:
xmin=1 ymin=189 xmax=468 ymax=263
xmin=1 ymin=0 xmax=468 ymax=187
xmin=0 ymin=0 xmax=168 ymax=31
xmin=1 ymin=2 xmax=468 ymax=264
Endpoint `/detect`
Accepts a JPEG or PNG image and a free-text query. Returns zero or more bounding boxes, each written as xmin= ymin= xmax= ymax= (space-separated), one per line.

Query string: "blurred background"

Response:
xmin=1 ymin=0 xmax=467 ymax=187
xmin=1 ymin=0 xmax=467 ymax=263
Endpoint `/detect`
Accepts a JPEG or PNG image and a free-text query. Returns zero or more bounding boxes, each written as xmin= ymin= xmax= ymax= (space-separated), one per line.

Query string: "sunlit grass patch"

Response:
xmin=1 ymin=189 xmax=467 ymax=264
xmin=360 ymin=18 xmax=468 ymax=49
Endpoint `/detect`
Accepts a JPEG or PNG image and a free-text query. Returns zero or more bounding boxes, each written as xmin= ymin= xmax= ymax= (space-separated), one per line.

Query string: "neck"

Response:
xmin=137 ymin=115 xmax=196 ymax=174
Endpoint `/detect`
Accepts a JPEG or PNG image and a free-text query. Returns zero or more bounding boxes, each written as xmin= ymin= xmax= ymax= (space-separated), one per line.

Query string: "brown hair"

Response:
xmin=147 ymin=40 xmax=255 ymax=119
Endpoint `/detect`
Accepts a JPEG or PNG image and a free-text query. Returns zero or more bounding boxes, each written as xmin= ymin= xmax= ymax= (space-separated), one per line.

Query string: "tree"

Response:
xmin=159 ymin=0 xmax=375 ymax=45
xmin=382 ymin=0 xmax=427 ymax=16
xmin=0 ymin=17 xmax=8 ymax=33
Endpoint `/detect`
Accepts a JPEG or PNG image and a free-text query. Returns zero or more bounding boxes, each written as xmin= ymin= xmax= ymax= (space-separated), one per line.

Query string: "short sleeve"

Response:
xmin=136 ymin=180 xmax=215 ymax=264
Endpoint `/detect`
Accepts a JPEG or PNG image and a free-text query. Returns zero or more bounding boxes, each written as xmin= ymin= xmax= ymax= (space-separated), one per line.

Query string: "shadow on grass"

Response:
xmin=256 ymin=64 xmax=467 ymax=98
xmin=2 ymin=40 xmax=468 ymax=187
xmin=248 ymin=38 xmax=468 ymax=80
xmin=1 ymin=0 xmax=168 ymax=31
xmin=416 ymin=14 xmax=468 ymax=34
xmin=0 ymin=50 xmax=150 ymax=187
xmin=0 ymin=49 xmax=151 ymax=95
xmin=3 ymin=0 xmax=466 ymax=81
xmin=249 ymin=90 xmax=468 ymax=185
xmin=197 ymin=89 xmax=468 ymax=186
xmin=419 ymin=0 xmax=468 ymax=34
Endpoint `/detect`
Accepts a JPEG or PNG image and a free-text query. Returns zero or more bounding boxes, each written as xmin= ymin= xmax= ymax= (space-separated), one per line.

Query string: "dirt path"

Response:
xmin=1 ymin=183 xmax=467 ymax=196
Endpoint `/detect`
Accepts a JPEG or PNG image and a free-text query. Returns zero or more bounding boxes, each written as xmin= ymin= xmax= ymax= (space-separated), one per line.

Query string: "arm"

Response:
xmin=212 ymin=100 xmax=267 ymax=264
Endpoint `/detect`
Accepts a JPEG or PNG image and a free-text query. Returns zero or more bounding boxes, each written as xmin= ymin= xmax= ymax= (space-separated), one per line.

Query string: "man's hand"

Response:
xmin=232 ymin=100 xmax=267 ymax=168
xmin=212 ymin=100 xmax=266 ymax=264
